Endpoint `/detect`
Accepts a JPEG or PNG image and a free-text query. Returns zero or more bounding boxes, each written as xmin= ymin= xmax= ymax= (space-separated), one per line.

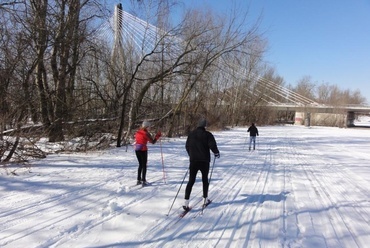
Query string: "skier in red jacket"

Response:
xmin=134 ymin=120 xmax=161 ymax=186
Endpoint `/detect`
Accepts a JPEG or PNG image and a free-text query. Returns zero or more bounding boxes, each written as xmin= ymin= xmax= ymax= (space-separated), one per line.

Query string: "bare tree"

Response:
xmin=111 ymin=4 xmax=266 ymax=140
xmin=293 ymin=76 xmax=316 ymax=101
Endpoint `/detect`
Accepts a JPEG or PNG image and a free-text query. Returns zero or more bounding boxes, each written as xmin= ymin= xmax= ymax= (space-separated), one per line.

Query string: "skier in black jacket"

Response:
xmin=247 ymin=122 xmax=259 ymax=150
xmin=183 ymin=118 xmax=220 ymax=210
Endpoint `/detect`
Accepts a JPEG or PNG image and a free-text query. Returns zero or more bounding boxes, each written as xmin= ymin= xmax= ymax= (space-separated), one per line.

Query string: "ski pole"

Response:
xmin=243 ymin=135 xmax=248 ymax=149
xmin=159 ymin=138 xmax=166 ymax=184
xmin=209 ymin=156 xmax=216 ymax=184
xmin=166 ymin=168 xmax=188 ymax=216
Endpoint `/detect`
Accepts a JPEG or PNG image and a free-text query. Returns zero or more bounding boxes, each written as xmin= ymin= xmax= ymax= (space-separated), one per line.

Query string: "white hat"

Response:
xmin=142 ymin=121 xmax=151 ymax=128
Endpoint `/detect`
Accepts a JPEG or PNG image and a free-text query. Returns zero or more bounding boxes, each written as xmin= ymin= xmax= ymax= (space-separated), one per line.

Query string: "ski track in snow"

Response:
xmin=1 ymin=126 xmax=370 ymax=247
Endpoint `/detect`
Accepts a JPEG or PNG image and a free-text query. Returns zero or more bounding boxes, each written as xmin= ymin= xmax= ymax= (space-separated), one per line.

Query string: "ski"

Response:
xmin=179 ymin=207 xmax=192 ymax=218
xmin=203 ymin=199 xmax=212 ymax=208
xmin=193 ymin=199 xmax=212 ymax=218
xmin=165 ymin=206 xmax=192 ymax=231
xmin=167 ymin=199 xmax=212 ymax=230
xmin=201 ymin=199 xmax=212 ymax=212
xmin=127 ymin=182 xmax=150 ymax=191
xmin=129 ymin=177 xmax=164 ymax=190
xmin=129 ymin=183 xmax=143 ymax=189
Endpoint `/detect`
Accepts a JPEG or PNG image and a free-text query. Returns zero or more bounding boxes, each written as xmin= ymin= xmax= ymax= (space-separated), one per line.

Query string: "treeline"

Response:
xmin=289 ymin=75 xmax=366 ymax=106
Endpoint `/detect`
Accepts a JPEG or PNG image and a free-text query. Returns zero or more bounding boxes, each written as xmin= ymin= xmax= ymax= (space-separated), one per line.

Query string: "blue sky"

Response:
xmin=183 ymin=0 xmax=370 ymax=104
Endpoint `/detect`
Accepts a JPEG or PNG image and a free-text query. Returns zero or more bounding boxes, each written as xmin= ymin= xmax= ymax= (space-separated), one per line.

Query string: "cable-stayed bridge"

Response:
xmin=97 ymin=4 xmax=370 ymax=127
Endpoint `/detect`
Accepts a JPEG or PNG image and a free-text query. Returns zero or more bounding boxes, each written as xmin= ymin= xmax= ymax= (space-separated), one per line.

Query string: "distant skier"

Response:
xmin=134 ymin=120 xmax=161 ymax=186
xmin=247 ymin=122 xmax=259 ymax=151
xmin=183 ymin=118 xmax=220 ymax=211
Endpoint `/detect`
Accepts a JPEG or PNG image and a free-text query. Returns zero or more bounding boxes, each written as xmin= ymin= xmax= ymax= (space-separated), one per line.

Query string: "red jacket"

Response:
xmin=134 ymin=128 xmax=156 ymax=151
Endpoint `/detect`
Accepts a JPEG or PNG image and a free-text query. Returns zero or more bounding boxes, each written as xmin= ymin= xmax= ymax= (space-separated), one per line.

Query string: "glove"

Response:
xmin=155 ymin=131 xmax=162 ymax=140
xmin=214 ymin=153 xmax=220 ymax=159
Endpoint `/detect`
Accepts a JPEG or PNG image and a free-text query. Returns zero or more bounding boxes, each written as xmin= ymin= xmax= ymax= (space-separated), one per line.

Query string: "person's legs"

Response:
xmin=135 ymin=151 xmax=148 ymax=182
xmin=249 ymin=137 xmax=253 ymax=150
xmin=199 ymin=162 xmax=210 ymax=199
xmin=141 ymin=151 xmax=148 ymax=182
xmin=135 ymin=151 xmax=143 ymax=181
xmin=185 ymin=162 xmax=199 ymax=200
xmin=252 ymin=136 xmax=256 ymax=150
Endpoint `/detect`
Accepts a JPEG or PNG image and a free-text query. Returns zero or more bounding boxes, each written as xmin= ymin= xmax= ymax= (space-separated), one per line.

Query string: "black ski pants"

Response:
xmin=185 ymin=161 xmax=210 ymax=200
xmin=135 ymin=150 xmax=148 ymax=182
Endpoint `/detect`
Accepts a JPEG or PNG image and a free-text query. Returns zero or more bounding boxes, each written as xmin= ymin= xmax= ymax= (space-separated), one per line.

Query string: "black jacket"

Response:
xmin=247 ymin=125 xmax=259 ymax=137
xmin=185 ymin=127 xmax=219 ymax=162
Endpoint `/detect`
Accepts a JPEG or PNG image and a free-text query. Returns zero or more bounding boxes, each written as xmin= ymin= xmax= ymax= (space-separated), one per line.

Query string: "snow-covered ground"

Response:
xmin=1 ymin=125 xmax=370 ymax=248
xmin=355 ymin=115 xmax=370 ymax=127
